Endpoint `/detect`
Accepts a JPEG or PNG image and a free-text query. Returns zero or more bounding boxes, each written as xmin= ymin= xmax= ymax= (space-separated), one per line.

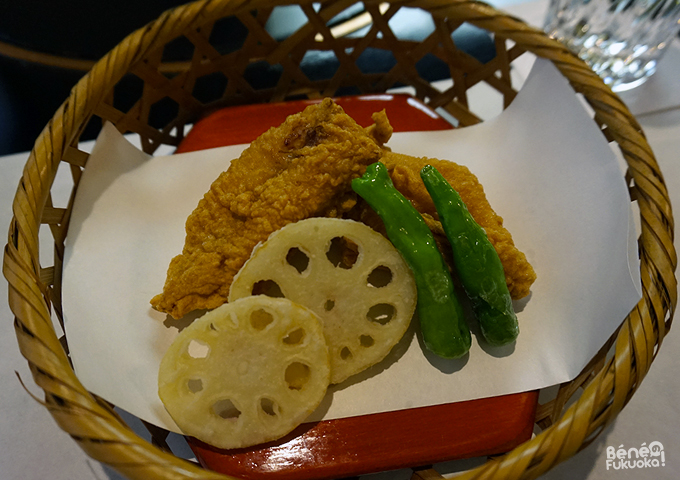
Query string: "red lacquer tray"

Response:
xmin=177 ymin=94 xmax=539 ymax=480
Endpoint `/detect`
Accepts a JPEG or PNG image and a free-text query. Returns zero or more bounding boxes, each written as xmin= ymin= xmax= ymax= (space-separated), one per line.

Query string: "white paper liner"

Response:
xmin=62 ymin=59 xmax=641 ymax=432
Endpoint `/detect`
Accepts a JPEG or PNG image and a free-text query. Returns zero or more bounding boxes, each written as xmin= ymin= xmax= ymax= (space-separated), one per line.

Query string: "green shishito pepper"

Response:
xmin=420 ymin=164 xmax=519 ymax=346
xmin=351 ymin=162 xmax=471 ymax=359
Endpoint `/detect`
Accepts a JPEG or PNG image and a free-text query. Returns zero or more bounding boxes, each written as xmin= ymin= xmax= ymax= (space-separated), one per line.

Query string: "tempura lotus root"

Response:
xmin=158 ymin=296 xmax=330 ymax=449
xmin=229 ymin=218 xmax=417 ymax=384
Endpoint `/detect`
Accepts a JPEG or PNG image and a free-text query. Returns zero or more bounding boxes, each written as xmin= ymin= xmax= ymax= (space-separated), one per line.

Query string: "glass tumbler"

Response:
xmin=544 ymin=0 xmax=680 ymax=92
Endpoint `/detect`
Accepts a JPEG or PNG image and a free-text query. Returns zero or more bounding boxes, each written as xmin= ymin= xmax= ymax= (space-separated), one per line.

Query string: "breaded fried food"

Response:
xmin=382 ymin=151 xmax=536 ymax=299
xmin=152 ymin=99 xmax=390 ymax=319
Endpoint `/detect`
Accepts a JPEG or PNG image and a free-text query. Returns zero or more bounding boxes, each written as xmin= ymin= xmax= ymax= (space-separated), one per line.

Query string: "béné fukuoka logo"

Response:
xmin=606 ymin=441 xmax=665 ymax=470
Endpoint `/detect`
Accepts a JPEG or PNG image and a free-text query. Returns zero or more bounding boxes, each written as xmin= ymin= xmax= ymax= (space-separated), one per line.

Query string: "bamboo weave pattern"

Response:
xmin=3 ymin=1 xmax=675 ymax=479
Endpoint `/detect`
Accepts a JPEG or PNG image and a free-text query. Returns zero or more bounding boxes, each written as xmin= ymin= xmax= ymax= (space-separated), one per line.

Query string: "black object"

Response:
xmin=0 ymin=2 xmax=496 ymax=155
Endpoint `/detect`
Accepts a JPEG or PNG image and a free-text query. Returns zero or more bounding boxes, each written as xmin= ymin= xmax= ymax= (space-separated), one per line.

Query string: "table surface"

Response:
xmin=1 ymin=1 xmax=679 ymax=479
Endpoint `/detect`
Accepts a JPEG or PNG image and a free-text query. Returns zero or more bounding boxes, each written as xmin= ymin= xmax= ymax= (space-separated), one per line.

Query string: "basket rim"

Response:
xmin=3 ymin=0 xmax=676 ymax=479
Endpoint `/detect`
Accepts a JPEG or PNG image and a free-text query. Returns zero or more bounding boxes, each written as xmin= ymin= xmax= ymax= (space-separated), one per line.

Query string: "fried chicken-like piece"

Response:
xmin=152 ymin=98 xmax=390 ymax=319
xmin=381 ymin=151 xmax=536 ymax=299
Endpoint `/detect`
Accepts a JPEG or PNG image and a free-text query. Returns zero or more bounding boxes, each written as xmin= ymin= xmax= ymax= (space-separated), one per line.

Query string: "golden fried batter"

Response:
xmin=382 ymin=151 xmax=536 ymax=300
xmin=152 ymin=99 xmax=390 ymax=319
xmin=153 ymin=99 xmax=535 ymax=319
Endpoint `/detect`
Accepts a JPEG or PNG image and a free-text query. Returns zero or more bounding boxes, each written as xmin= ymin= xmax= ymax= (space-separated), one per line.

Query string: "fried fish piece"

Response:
xmin=381 ymin=151 xmax=536 ymax=300
xmin=152 ymin=99 xmax=390 ymax=319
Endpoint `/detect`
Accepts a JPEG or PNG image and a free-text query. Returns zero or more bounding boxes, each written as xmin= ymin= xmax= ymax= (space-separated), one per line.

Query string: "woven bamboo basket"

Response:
xmin=3 ymin=0 xmax=676 ymax=478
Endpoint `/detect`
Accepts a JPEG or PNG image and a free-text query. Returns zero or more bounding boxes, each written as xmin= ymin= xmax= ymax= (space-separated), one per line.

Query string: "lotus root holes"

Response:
xmin=252 ymin=280 xmax=284 ymax=298
xmin=285 ymin=362 xmax=311 ymax=390
xmin=260 ymin=397 xmax=279 ymax=417
xmin=367 ymin=303 xmax=396 ymax=325
xmin=286 ymin=247 xmax=309 ymax=274
xmin=340 ymin=347 xmax=353 ymax=360
xmin=187 ymin=339 xmax=210 ymax=359
xmin=326 ymin=236 xmax=359 ymax=269
xmin=187 ymin=378 xmax=203 ymax=393
xmin=213 ymin=399 xmax=241 ymax=420
xmin=283 ymin=327 xmax=305 ymax=345
xmin=251 ymin=308 xmax=274 ymax=331
xmin=360 ymin=335 xmax=375 ymax=347
xmin=367 ymin=265 xmax=393 ymax=288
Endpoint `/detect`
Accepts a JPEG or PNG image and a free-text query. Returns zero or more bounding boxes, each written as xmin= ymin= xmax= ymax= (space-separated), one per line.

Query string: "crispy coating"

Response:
xmin=151 ymin=99 xmax=390 ymax=319
xmin=152 ymin=99 xmax=536 ymax=319
xmin=381 ymin=151 xmax=536 ymax=300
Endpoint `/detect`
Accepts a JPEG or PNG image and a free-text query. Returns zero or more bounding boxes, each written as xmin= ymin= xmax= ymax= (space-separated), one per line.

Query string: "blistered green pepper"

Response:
xmin=420 ymin=164 xmax=519 ymax=346
xmin=352 ymin=162 xmax=471 ymax=358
